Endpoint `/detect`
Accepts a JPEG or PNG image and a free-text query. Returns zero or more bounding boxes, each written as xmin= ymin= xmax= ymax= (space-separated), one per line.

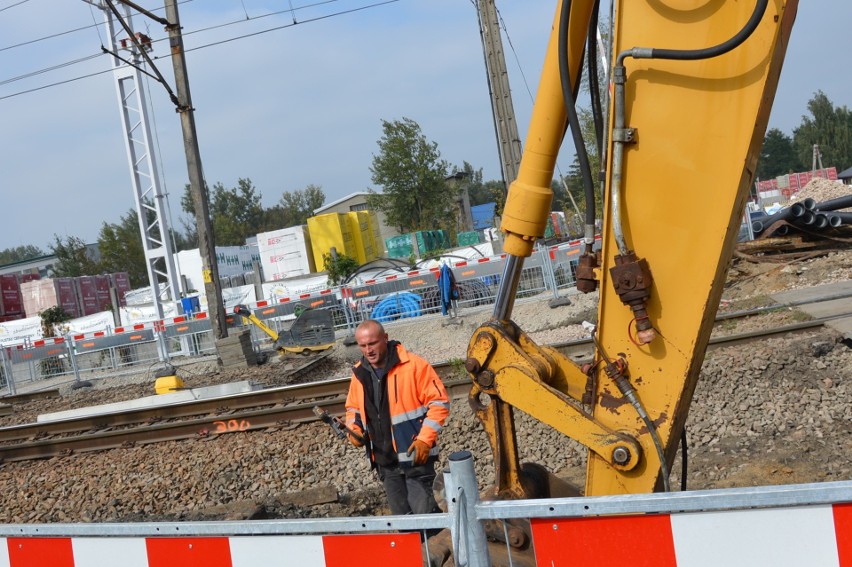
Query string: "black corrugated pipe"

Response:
xmin=800 ymin=197 xmax=816 ymax=210
xmin=813 ymin=213 xmax=829 ymax=229
xmin=751 ymin=202 xmax=807 ymax=234
xmin=791 ymin=210 xmax=816 ymax=227
xmin=830 ymin=211 xmax=852 ymax=225
xmin=814 ymin=195 xmax=852 ymax=212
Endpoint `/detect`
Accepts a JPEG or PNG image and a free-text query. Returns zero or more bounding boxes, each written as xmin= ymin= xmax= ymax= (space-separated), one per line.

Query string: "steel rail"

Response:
xmin=0 ymin=313 xmax=845 ymax=463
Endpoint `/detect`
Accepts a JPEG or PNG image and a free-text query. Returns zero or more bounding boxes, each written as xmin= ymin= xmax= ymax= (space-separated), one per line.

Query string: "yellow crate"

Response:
xmin=307 ymin=213 xmax=356 ymax=270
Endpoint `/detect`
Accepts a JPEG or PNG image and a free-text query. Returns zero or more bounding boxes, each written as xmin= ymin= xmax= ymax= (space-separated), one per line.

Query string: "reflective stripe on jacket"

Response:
xmin=345 ymin=343 xmax=450 ymax=467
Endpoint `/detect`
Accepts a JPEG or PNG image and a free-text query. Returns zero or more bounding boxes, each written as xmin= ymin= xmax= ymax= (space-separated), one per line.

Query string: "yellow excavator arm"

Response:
xmin=467 ymin=0 xmax=797 ymax=498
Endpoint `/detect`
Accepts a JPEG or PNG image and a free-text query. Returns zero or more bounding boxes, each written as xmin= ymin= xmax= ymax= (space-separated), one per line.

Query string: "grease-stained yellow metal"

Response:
xmin=468 ymin=0 xmax=798 ymax=498
xmin=467 ymin=322 xmax=642 ymax=474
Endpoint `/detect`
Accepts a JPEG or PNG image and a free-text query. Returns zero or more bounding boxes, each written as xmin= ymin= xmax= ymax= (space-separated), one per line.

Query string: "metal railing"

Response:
xmin=0 ymin=451 xmax=847 ymax=567
xmin=0 ymin=243 xmax=592 ymax=392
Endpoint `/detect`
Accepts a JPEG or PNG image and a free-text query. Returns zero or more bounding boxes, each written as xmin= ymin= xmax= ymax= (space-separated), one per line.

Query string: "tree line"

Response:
xmin=1 ymin=90 xmax=849 ymax=287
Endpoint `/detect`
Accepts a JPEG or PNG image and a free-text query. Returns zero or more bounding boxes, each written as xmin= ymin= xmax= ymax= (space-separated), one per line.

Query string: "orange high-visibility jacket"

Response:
xmin=346 ymin=343 xmax=450 ymax=466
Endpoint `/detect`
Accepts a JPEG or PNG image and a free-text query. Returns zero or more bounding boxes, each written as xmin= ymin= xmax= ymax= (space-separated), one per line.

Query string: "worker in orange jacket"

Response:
xmin=345 ymin=319 xmax=450 ymax=515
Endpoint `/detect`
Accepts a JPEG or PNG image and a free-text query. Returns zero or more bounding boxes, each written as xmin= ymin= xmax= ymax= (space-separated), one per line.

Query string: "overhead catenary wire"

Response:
xmin=0 ymin=0 xmax=401 ymax=100
xmin=0 ymin=0 xmax=30 ymax=13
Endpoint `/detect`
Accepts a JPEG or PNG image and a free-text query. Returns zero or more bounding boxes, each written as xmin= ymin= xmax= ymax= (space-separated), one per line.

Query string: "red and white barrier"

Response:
xmin=0 ymin=532 xmax=422 ymax=567
xmin=532 ymin=502 xmax=852 ymax=566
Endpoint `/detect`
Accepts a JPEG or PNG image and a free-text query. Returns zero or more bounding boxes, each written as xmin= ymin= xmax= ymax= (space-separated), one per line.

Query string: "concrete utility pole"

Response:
xmin=162 ymin=0 xmax=228 ymax=341
xmin=477 ymin=0 xmax=523 ymax=192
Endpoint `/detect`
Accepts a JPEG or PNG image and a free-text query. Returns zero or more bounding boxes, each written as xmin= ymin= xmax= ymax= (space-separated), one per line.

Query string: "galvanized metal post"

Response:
xmin=448 ymin=451 xmax=492 ymax=567
xmin=0 ymin=347 xmax=15 ymax=396
xmin=65 ymin=336 xmax=81 ymax=385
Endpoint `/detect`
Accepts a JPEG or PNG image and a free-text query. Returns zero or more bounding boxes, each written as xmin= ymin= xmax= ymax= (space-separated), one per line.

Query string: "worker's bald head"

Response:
xmin=355 ymin=319 xmax=389 ymax=368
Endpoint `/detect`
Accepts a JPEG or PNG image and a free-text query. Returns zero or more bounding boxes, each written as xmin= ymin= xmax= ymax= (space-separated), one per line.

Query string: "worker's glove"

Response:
xmin=349 ymin=432 xmax=365 ymax=448
xmin=407 ymin=439 xmax=431 ymax=465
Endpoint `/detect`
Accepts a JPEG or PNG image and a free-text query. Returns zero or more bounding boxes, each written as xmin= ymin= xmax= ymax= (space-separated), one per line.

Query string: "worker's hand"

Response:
xmin=349 ymin=432 xmax=364 ymax=447
xmin=407 ymin=439 xmax=431 ymax=465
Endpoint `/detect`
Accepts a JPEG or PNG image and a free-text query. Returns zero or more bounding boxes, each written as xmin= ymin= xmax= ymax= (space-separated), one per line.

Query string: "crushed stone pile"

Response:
xmin=788 ymin=178 xmax=851 ymax=210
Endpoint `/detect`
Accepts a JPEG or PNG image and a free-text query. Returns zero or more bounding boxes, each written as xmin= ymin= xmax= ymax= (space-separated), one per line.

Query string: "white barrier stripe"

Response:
xmin=670 ymin=505 xmax=841 ymax=567
xmin=71 ymin=537 xmax=149 ymax=567
xmin=229 ymin=535 xmax=326 ymax=567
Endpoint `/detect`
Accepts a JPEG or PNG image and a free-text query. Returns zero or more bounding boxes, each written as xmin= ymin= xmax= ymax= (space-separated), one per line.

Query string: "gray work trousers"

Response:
xmin=377 ymin=462 xmax=440 ymax=516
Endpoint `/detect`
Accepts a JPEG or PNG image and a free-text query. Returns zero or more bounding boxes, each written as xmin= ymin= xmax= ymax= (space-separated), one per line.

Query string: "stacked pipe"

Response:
xmin=751 ymin=194 xmax=852 ymax=238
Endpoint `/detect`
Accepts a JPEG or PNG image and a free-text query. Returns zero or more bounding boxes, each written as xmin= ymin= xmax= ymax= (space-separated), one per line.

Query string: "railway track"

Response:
xmin=0 ymin=310 xmax=846 ymax=464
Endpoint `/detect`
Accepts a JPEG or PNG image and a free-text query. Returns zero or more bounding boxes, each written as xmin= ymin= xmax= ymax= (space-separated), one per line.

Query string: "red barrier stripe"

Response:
xmin=322 ymin=533 xmax=421 ymax=567
xmin=256 ymin=300 xmax=269 ymax=307
xmin=365 ymin=279 xmax=377 ymax=284
xmin=299 ymin=293 xmax=311 ymax=299
xmin=278 ymin=298 xmax=291 ymax=303
xmin=531 ymin=514 xmax=677 ymax=567
xmin=94 ymin=332 xmax=105 ymax=337
xmin=7 ymin=537 xmax=75 ymax=567
xmin=455 ymin=261 xmax=468 ymax=267
xmin=146 ymin=537 xmax=232 ymax=567
xmin=172 ymin=317 xmax=186 ymax=324
xmin=33 ymin=340 xmax=45 ymax=347
xmin=836 ymin=503 xmax=852 ymax=566
xmin=133 ymin=324 xmax=144 ymax=330
xmin=319 ymin=289 xmax=331 ymax=295
xmin=115 ymin=327 xmax=125 ymax=333
xmin=196 ymin=312 xmax=208 ymax=319
xmin=74 ymin=334 xmax=85 ymax=341
xmin=385 ymin=275 xmax=397 ymax=280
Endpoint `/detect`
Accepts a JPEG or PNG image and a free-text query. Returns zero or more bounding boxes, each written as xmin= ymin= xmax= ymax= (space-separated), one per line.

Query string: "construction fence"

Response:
xmin=0 ymin=241 xmax=592 ymax=393
xmin=0 ymin=452 xmax=848 ymax=566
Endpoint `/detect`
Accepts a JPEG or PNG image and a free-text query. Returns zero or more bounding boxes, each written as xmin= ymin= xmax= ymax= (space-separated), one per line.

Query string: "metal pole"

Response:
xmin=0 ymin=347 xmax=15 ymax=396
xmin=448 ymin=451 xmax=492 ymax=567
xmin=162 ymin=0 xmax=228 ymax=343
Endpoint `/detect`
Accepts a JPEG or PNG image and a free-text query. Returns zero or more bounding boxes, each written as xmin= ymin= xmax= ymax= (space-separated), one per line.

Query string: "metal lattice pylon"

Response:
xmin=91 ymin=1 xmax=182 ymax=320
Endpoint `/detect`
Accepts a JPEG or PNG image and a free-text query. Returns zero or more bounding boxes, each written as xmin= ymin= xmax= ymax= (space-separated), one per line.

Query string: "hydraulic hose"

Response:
xmin=610 ymin=0 xmax=770 ymax=253
xmin=591 ymin=327 xmax=671 ymax=491
xmin=616 ymin=0 xmax=769 ymax=64
xmin=558 ymin=0 xmax=597 ymax=254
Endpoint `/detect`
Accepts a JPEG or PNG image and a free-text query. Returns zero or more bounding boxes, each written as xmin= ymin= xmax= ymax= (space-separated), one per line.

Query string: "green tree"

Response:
xmin=97 ymin=209 xmax=148 ymax=288
xmin=792 ymin=91 xmax=852 ymax=171
xmin=181 ymin=178 xmax=265 ymax=246
xmin=49 ymin=235 xmax=98 ymax=278
xmin=756 ymin=128 xmax=801 ymax=180
xmin=452 ymin=162 xmax=504 ymax=207
xmin=0 ymin=245 xmax=45 ymax=266
xmin=369 ymin=118 xmax=454 ymax=232
xmin=321 ymin=251 xmax=359 ymax=284
xmin=278 ymin=184 xmax=326 ymax=227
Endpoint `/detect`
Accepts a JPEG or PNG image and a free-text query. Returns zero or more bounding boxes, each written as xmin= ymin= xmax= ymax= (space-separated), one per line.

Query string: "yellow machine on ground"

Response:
xmin=233 ymin=305 xmax=336 ymax=356
xmin=466 ymin=0 xmax=797 ymax=504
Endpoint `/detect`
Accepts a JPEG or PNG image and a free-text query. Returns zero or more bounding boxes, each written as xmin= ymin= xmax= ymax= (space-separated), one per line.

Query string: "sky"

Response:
xmin=0 ymin=0 xmax=849 ymax=253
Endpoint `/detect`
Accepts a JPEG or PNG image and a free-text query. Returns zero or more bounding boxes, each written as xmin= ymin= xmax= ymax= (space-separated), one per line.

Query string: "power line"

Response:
xmin=180 ymin=0 xmax=400 ymax=53
xmin=0 ymin=0 xmax=31 ymax=13
xmin=0 ymin=0 xmax=401 ymax=100
xmin=0 ymin=68 xmax=112 ymax=100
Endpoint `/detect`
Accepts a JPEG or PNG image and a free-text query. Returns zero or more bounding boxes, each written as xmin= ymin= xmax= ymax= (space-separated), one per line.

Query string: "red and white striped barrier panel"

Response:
xmin=532 ymin=502 xmax=851 ymax=566
xmin=0 ymin=532 xmax=422 ymax=567
xmin=250 ymin=289 xmax=335 ymax=312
